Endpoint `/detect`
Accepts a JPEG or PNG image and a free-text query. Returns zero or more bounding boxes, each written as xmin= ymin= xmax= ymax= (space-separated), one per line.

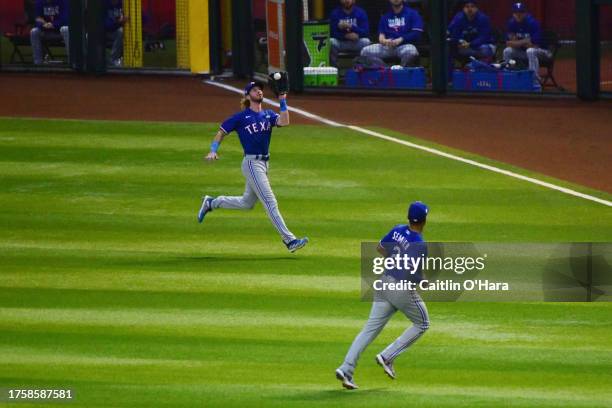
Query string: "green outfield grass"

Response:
xmin=0 ymin=117 xmax=611 ymax=407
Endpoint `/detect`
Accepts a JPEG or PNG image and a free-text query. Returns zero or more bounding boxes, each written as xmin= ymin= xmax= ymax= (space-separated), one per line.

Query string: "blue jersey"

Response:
xmin=506 ymin=14 xmax=545 ymax=49
xmin=220 ymin=108 xmax=280 ymax=156
xmin=329 ymin=6 xmax=370 ymax=40
xmin=35 ymin=0 xmax=68 ymax=29
xmin=380 ymin=224 xmax=427 ymax=283
xmin=105 ymin=0 xmax=123 ymax=31
xmin=378 ymin=6 xmax=424 ymax=44
xmin=448 ymin=11 xmax=493 ymax=48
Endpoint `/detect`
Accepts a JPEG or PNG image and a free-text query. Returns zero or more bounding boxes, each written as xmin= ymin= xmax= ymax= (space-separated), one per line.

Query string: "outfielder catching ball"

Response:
xmin=336 ymin=201 xmax=430 ymax=389
xmin=197 ymin=79 xmax=309 ymax=253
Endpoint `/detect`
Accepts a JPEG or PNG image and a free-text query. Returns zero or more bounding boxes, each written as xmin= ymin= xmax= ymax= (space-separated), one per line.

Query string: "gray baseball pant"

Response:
xmin=456 ymin=43 xmax=496 ymax=60
xmin=503 ymin=47 xmax=552 ymax=80
xmin=330 ymin=37 xmax=371 ymax=66
xmin=360 ymin=43 xmax=419 ymax=66
xmin=339 ymin=275 xmax=429 ymax=377
xmin=31 ymin=26 xmax=70 ymax=65
xmin=108 ymin=27 xmax=124 ymax=62
xmin=211 ymin=158 xmax=297 ymax=244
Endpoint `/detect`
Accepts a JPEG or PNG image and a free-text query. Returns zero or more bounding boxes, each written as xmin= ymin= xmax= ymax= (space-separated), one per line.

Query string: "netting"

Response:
xmin=600 ymin=5 xmax=612 ymax=94
xmin=124 ymin=0 xmax=143 ymax=67
xmin=176 ymin=0 xmax=190 ymax=69
xmin=308 ymin=0 xmax=583 ymax=93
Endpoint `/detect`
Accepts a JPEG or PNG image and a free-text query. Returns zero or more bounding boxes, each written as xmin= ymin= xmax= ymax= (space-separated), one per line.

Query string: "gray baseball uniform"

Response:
xmin=360 ymin=4 xmax=424 ymax=67
xmin=339 ymin=219 xmax=430 ymax=379
xmin=208 ymin=106 xmax=296 ymax=244
xmin=339 ymin=275 xmax=429 ymax=377
xmin=31 ymin=26 xmax=70 ymax=65
xmin=503 ymin=47 xmax=551 ymax=79
xmin=212 ymin=157 xmax=296 ymax=243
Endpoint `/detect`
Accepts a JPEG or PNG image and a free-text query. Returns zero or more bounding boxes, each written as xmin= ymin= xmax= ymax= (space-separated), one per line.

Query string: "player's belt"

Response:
xmin=244 ymin=154 xmax=270 ymax=161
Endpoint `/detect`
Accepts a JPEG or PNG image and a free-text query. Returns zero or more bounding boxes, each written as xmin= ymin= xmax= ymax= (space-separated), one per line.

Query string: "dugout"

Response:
xmin=244 ymin=0 xmax=612 ymax=99
xmin=0 ymin=0 xmax=223 ymax=73
xmin=0 ymin=0 xmax=610 ymax=100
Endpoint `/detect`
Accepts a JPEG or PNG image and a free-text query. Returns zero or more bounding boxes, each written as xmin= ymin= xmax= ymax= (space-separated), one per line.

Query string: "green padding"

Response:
xmin=303 ymin=20 xmax=330 ymax=67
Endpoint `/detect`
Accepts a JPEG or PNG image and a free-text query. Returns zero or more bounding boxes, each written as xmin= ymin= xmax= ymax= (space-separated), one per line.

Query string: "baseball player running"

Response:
xmin=336 ymin=201 xmax=430 ymax=389
xmin=197 ymin=81 xmax=309 ymax=253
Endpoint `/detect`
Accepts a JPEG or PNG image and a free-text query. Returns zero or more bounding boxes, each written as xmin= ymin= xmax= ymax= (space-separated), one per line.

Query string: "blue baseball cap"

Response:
xmin=512 ymin=2 xmax=527 ymax=12
xmin=244 ymin=81 xmax=265 ymax=95
xmin=408 ymin=201 xmax=429 ymax=223
xmin=463 ymin=0 xmax=477 ymax=5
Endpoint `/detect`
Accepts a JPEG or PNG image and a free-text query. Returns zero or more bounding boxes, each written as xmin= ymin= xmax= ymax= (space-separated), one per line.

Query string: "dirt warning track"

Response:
xmin=1 ymin=72 xmax=610 ymax=193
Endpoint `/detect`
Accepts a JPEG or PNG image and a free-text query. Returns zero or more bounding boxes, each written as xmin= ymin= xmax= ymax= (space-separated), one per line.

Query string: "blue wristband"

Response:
xmin=280 ymin=99 xmax=288 ymax=112
xmin=210 ymin=140 xmax=220 ymax=153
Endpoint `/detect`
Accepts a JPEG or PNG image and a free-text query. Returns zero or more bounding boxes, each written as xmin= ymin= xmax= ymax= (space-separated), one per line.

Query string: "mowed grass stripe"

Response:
xmin=1 ymin=117 xmax=611 ymax=407
xmin=1 ymin=306 xmax=611 ymax=350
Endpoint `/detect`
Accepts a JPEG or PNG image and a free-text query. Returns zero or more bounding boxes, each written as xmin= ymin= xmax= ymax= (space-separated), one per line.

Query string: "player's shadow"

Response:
xmin=277 ymin=388 xmax=389 ymax=402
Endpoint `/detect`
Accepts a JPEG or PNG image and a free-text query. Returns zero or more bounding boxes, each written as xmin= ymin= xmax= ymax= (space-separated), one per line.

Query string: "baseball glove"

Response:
xmin=268 ymin=71 xmax=289 ymax=96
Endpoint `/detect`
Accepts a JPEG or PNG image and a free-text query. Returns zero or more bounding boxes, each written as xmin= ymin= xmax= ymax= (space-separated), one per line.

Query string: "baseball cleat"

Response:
xmin=286 ymin=237 xmax=309 ymax=253
xmin=335 ymin=368 xmax=358 ymax=390
xmin=197 ymin=195 xmax=214 ymax=223
xmin=376 ymin=354 xmax=396 ymax=379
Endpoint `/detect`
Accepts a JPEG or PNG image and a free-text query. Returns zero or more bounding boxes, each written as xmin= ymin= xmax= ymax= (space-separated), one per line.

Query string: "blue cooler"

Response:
xmin=345 ymin=67 xmax=426 ymax=89
xmin=452 ymin=70 xmax=539 ymax=92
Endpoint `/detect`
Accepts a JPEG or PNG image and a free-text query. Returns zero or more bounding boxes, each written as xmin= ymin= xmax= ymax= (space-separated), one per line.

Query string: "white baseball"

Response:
xmin=273 ymin=73 xmax=282 ymax=80
xmin=509 ymin=59 xmax=516 ymax=66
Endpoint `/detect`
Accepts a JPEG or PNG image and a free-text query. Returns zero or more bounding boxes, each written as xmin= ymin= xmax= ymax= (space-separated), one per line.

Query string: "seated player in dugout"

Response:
xmin=30 ymin=0 xmax=70 ymax=65
xmin=329 ymin=0 xmax=371 ymax=66
xmin=503 ymin=2 xmax=551 ymax=86
xmin=360 ymin=0 xmax=424 ymax=67
xmin=448 ymin=0 xmax=495 ymax=64
xmin=105 ymin=0 xmax=126 ymax=67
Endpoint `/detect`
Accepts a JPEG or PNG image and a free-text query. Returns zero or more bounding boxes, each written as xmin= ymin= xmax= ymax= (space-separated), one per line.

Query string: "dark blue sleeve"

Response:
xmin=529 ymin=18 xmax=542 ymax=47
xmin=54 ymin=0 xmax=69 ymax=29
xmin=353 ymin=8 xmax=370 ymax=38
xmin=220 ymin=113 xmax=240 ymax=134
xmin=35 ymin=0 xmax=44 ymax=27
xmin=401 ymin=10 xmax=424 ymax=43
xmin=329 ymin=9 xmax=343 ymax=40
xmin=506 ymin=18 xmax=515 ymax=40
xmin=378 ymin=15 xmax=387 ymax=36
xmin=104 ymin=1 xmax=115 ymax=31
xmin=470 ymin=14 xmax=492 ymax=48
xmin=447 ymin=13 xmax=463 ymax=40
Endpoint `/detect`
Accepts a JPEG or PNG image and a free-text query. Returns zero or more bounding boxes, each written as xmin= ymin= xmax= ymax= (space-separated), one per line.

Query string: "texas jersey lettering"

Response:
xmin=220 ymin=109 xmax=279 ymax=155
xmin=43 ymin=5 xmax=60 ymax=21
xmin=387 ymin=17 xmax=406 ymax=32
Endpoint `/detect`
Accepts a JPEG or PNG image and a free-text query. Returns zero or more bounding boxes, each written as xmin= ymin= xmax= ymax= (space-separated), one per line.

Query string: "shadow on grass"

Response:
xmin=278 ymin=387 xmax=390 ymax=402
xmin=184 ymin=256 xmax=299 ymax=262
xmin=100 ymin=255 xmax=303 ymax=270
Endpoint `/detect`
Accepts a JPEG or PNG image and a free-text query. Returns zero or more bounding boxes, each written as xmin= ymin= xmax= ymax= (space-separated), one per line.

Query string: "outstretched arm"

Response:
xmin=205 ymin=129 xmax=227 ymax=161
xmin=277 ymin=94 xmax=290 ymax=127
